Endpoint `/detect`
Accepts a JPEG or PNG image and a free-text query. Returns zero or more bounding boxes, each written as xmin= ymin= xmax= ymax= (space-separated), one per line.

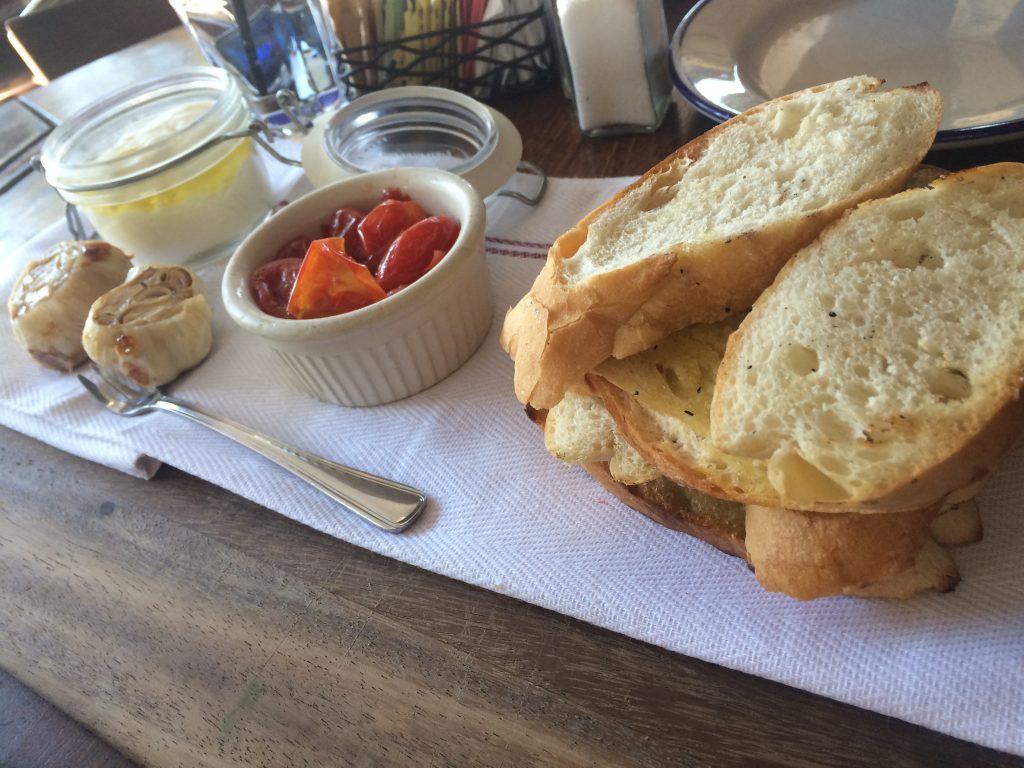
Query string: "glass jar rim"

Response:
xmin=40 ymin=66 xmax=249 ymax=193
xmin=300 ymin=85 xmax=525 ymax=199
xmin=322 ymin=86 xmax=499 ymax=177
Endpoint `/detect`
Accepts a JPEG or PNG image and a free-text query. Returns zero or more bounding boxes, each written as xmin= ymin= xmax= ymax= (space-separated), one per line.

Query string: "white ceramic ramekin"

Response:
xmin=221 ymin=168 xmax=492 ymax=406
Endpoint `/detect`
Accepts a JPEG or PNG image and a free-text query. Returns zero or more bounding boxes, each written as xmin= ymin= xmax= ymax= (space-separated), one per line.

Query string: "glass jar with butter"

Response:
xmin=39 ymin=67 xmax=275 ymax=267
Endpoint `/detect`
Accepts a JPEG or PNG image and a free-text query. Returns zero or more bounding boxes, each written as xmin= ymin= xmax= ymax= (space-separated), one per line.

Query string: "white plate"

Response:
xmin=672 ymin=0 xmax=1024 ymax=148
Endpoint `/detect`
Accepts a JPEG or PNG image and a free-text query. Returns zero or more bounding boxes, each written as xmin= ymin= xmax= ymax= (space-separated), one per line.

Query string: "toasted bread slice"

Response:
xmin=544 ymin=392 xmax=659 ymax=485
xmin=536 ymin=395 xmax=965 ymax=599
xmin=844 ymin=539 xmax=959 ymax=600
xmin=587 ymin=334 xmax=949 ymax=597
xmin=588 ymin=316 xmax=785 ymax=504
xmin=529 ymin=402 xmax=746 ymax=555
xmin=501 ymin=76 xmax=943 ymax=410
xmin=744 ymin=504 xmax=937 ymax=600
xmin=587 ymin=318 xmax=992 ymax=540
xmin=711 ymin=163 xmax=1024 ymax=511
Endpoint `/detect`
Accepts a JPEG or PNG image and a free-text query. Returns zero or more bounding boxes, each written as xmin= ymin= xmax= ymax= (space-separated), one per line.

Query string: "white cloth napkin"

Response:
xmin=2 ymin=173 xmax=1023 ymax=758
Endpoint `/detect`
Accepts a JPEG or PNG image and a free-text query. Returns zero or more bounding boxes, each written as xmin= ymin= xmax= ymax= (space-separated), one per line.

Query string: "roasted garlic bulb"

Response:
xmin=8 ymin=241 xmax=133 ymax=371
xmin=82 ymin=265 xmax=212 ymax=387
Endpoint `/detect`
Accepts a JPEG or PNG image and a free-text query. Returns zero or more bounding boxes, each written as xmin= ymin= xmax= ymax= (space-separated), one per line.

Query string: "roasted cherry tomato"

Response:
xmin=381 ymin=187 xmax=411 ymax=201
xmin=357 ymin=199 xmax=426 ymax=261
xmin=375 ymin=216 xmax=459 ymax=293
xmin=286 ymin=238 xmax=386 ymax=320
xmin=321 ymin=207 xmax=367 ymax=263
xmin=275 ymin=236 xmax=312 ymax=261
xmin=250 ymin=256 xmax=304 ymax=318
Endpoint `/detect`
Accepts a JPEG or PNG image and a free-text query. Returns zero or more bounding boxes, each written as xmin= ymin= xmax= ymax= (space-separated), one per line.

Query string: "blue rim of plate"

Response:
xmin=669 ymin=0 xmax=1024 ymax=147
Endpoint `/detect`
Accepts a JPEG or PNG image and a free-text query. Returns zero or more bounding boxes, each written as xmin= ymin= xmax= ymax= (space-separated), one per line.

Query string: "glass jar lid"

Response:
xmin=40 ymin=67 xmax=250 ymax=193
xmin=301 ymin=86 xmax=522 ymax=199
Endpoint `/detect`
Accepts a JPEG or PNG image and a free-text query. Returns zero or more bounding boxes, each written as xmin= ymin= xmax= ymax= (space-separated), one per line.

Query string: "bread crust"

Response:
xmin=528 ymin=406 xmax=963 ymax=599
xmin=843 ymin=539 xmax=960 ymax=599
xmin=744 ymin=504 xmax=936 ymax=600
xmin=501 ymin=78 xmax=942 ymax=410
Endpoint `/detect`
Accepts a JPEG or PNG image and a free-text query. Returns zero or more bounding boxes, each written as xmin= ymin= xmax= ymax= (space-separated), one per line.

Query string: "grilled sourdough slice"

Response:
xmin=587 ymin=317 xmax=989 ymax=526
xmin=587 ymin=319 xmax=984 ymax=598
xmin=540 ymin=394 xmax=965 ymax=599
xmin=584 ymin=163 xmax=956 ymax=508
xmin=711 ymin=163 xmax=1024 ymax=511
xmin=501 ymin=75 xmax=942 ymax=410
xmin=532 ymin=399 xmax=748 ymax=556
xmin=589 ymin=316 xmax=776 ymax=504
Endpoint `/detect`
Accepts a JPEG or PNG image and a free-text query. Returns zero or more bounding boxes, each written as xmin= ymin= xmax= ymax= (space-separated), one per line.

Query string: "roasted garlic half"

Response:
xmin=82 ymin=265 xmax=212 ymax=387
xmin=8 ymin=240 xmax=133 ymax=371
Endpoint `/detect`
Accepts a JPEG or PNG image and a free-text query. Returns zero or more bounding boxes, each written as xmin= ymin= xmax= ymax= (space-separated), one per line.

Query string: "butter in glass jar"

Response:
xmin=39 ymin=67 xmax=274 ymax=267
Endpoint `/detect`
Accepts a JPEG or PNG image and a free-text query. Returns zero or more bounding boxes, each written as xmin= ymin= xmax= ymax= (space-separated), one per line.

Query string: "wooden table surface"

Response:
xmin=3 ymin=8 xmax=1024 ymax=768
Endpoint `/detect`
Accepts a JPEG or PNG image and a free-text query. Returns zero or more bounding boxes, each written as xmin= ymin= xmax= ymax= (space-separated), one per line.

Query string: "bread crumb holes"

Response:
xmin=925 ymin=367 xmax=972 ymax=402
xmin=784 ymin=344 xmax=819 ymax=376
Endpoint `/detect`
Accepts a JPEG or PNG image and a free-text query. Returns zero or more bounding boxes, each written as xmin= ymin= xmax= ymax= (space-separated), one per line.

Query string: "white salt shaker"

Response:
xmin=550 ymin=0 xmax=672 ymax=136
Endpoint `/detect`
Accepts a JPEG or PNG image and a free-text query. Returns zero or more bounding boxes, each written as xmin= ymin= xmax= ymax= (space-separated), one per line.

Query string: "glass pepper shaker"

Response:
xmin=548 ymin=0 xmax=672 ymax=136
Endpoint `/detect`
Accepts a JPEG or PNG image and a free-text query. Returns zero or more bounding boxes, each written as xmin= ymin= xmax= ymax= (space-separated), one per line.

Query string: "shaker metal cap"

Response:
xmin=301 ymin=85 xmax=522 ymax=199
